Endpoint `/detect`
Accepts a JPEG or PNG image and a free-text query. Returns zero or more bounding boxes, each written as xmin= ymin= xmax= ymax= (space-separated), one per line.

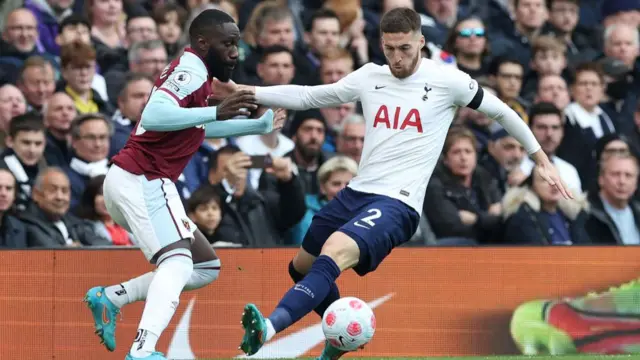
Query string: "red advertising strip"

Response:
xmin=1 ymin=247 xmax=639 ymax=359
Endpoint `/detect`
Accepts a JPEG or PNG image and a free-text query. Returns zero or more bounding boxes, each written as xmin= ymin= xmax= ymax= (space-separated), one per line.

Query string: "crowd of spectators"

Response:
xmin=0 ymin=0 xmax=639 ymax=248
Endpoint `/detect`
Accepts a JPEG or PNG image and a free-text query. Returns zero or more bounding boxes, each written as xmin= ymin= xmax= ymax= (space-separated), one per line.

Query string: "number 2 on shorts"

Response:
xmin=353 ymin=208 xmax=382 ymax=229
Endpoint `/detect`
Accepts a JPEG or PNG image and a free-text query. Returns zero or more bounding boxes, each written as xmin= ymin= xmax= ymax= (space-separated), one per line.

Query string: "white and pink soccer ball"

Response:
xmin=321 ymin=297 xmax=376 ymax=351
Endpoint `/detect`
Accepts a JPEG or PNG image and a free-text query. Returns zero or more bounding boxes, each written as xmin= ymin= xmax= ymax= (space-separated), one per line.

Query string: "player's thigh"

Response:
xmin=104 ymin=166 xmax=194 ymax=262
xmin=103 ymin=167 xmax=132 ymax=232
xmin=191 ymin=228 xmax=218 ymax=263
xmin=337 ymin=198 xmax=420 ymax=276
xmin=301 ymin=196 xmax=353 ymax=259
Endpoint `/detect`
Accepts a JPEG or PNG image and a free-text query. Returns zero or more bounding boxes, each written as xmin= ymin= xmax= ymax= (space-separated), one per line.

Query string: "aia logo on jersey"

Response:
xmin=373 ymin=105 xmax=423 ymax=133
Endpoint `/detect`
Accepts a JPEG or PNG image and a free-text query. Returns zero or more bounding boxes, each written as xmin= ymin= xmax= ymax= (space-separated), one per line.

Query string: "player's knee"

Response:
xmin=184 ymin=259 xmax=221 ymax=291
xmin=320 ymin=232 xmax=360 ymax=271
xmin=156 ymin=248 xmax=194 ymax=283
xmin=292 ymin=248 xmax=315 ymax=275
xmin=288 ymin=260 xmax=305 ymax=282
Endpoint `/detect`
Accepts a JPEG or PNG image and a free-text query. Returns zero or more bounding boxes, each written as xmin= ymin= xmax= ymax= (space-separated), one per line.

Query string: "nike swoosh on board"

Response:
xmin=166 ymin=297 xmax=197 ymax=360
xmin=234 ymin=293 xmax=395 ymax=359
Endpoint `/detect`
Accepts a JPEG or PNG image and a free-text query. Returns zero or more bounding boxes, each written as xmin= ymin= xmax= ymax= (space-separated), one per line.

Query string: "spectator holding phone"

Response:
xmin=236 ymin=105 xmax=294 ymax=190
xmin=206 ymin=145 xmax=306 ymax=246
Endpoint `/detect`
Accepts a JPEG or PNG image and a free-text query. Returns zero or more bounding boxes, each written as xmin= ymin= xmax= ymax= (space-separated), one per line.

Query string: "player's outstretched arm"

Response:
xmin=140 ymin=89 xmax=257 ymax=132
xmin=465 ymin=86 xmax=573 ymax=199
xmin=210 ymin=64 xmax=374 ymax=110
xmin=203 ymin=108 xmax=286 ymax=138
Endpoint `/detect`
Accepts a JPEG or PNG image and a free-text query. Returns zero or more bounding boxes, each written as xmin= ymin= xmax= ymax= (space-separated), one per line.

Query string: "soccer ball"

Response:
xmin=322 ymin=297 xmax=376 ymax=351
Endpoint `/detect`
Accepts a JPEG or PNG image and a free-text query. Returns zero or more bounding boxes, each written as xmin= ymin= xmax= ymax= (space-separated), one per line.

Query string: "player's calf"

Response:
xmin=242 ymin=232 xmax=360 ymax=353
xmin=184 ymin=259 xmax=221 ymax=290
xmin=288 ymin=259 xmax=341 ymax=319
xmin=130 ymin=247 xmax=194 ymax=358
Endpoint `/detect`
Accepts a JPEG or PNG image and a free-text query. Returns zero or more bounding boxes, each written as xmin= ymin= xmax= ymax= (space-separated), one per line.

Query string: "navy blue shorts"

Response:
xmin=301 ymin=187 xmax=420 ymax=276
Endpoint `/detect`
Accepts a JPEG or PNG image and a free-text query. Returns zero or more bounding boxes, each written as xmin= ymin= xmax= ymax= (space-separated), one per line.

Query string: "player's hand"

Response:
xmin=272 ymin=108 xmax=286 ymax=131
xmin=225 ymin=152 xmax=251 ymax=186
xmin=532 ymin=150 xmax=573 ymax=199
xmin=211 ymin=77 xmax=238 ymax=101
xmin=458 ymin=210 xmax=478 ymax=225
xmin=216 ymin=90 xmax=258 ymax=120
xmin=265 ymin=156 xmax=294 ymax=182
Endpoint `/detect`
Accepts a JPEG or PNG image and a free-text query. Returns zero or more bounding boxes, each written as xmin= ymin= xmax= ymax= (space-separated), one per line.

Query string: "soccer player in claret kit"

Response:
xmin=82 ymin=10 xmax=284 ymax=360
xmin=211 ymin=7 xmax=574 ymax=360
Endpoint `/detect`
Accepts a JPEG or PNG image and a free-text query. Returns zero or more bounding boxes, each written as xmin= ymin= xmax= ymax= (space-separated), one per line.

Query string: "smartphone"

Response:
xmin=249 ymin=155 xmax=273 ymax=169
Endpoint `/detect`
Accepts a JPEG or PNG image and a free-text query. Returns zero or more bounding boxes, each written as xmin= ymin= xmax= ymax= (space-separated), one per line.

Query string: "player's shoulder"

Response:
xmin=354 ymin=62 xmax=387 ymax=77
xmin=164 ymin=50 xmax=208 ymax=84
xmin=174 ymin=50 xmax=207 ymax=73
xmin=419 ymin=59 xmax=476 ymax=92
xmin=419 ymin=58 xmax=469 ymax=80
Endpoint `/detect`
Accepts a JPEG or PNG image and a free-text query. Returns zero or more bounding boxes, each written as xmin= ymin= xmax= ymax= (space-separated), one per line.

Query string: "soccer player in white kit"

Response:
xmin=212 ymin=7 xmax=573 ymax=359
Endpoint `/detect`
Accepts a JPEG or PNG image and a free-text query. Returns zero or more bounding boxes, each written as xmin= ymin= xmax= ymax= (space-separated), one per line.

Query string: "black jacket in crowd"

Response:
xmin=213 ymin=172 xmax=306 ymax=247
xmin=585 ymin=193 xmax=640 ymax=245
xmin=19 ymin=204 xmax=109 ymax=248
xmin=501 ymin=187 xmax=591 ymax=245
xmin=424 ymin=164 xmax=503 ymax=244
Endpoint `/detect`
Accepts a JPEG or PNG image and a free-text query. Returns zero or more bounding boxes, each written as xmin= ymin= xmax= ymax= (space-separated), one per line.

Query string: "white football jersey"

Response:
xmin=256 ymin=58 xmax=480 ymax=213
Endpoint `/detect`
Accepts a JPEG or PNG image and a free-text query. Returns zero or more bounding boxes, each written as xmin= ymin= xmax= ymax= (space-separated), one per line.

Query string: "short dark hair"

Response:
xmin=488 ymin=55 xmax=523 ymax=76
xmin=260 ymin=45 xmax=293 ymax=63
xmin=126 ymin=13 xmax=153 ymax=31
xmin=153 ymin=3 xmax=188 ymax=28
xmin=8 ymin=112 xmax=45 ymax=138
xmin=119 ymin=72 xmax=155 ymax=100
xmin=70 ymin=113 xmax=113 ymax=139
xmin=189 ymin=9 xmax=235 ymax=44
xmin=59 ymin=13 xmax=91 ymax=33
xmin=547 ymin=0 xmax=579 ymax=10
xmin=186 ymin=184 xmax=222 ymax=214
xmin=528 ymin=102 xmax=563 ymax=127
xmin=208 ymin=144 xmax=241 ymax=172
xmin=572 ymin=61 xmax=604 ymax=85
xmin=75 ymin=175 xmax=106 ymax=221
xmin=305 ymin=8 xmax=340 ymax=32
xmin=380 ymin=7 xmax=421 ymax=34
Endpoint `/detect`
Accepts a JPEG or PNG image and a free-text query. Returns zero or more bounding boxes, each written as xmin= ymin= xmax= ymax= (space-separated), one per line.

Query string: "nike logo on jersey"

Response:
xmin=375 ymin=85 xmax=386 ymax=89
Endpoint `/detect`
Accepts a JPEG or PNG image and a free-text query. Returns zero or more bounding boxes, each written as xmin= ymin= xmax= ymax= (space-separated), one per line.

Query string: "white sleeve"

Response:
xmin=444 ymin=67 xmax=481 ymax=107
xmin=254 ymin=63 xmax=372 ymax=110
xmin=476 ymin=90 xmax=541 ymax=155
xmin=441 ymin=66 xmax=541 ymax=155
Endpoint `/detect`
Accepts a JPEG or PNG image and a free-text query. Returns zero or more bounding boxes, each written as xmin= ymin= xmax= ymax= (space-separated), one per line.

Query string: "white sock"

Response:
xmin=130 ymin=251 xmax=193 ymax=357
xmin=104 ymin=259 xmax=220 ymax=309
xmin=105 ymin=272 xmax=155 ymax=308
xmin=265 ymin=319 xmax=276 ymax=342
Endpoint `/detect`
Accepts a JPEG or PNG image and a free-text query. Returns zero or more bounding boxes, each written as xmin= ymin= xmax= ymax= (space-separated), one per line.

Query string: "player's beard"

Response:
xmin=390 ymin=51 xmax=422 ymax=79
xmin=205 ymin=48 xmax=235 ymax=82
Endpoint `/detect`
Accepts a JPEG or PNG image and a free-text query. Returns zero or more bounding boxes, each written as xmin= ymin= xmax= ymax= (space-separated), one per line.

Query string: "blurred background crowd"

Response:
xmin=0 ymin=0 xmax=639 ymax=249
